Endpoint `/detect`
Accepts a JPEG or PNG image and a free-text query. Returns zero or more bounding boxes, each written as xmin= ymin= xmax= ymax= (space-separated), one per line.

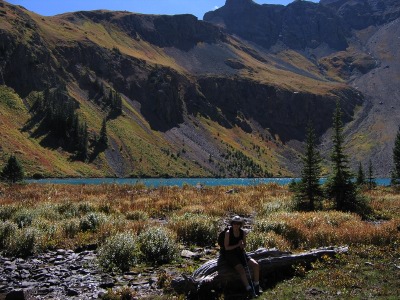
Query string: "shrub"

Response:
xmin=62 ymin=218 xmax=80 ymax=238
xmin=246 ymin=230 xmax=291 ymax=251
xmin=57 ymin=202 xmax=79 ymax=218
xmin=34 ymin=203 xmax=60 ymax=221
xmin=7 ymin=227 xmax=39 ymax=257
xmin=254 ymin=219 xmax=287 ymax=234
xmin=32 ymin=218 xmax=60 ymax=250
xmin=101 ymin=287 xmax=137 ymax=300
xmin=169 ymin=213 xmax=219 ymax=247
xmin=261 ymin=198 xmax=294 ymax=215
xmin=78 ymin=202 xmax=95 ymax=214
xmin=0 ymin=205 xmax=18 ymax=221
xmin=125 ymin=210 xmax=149 ymax=221
xmin=253 ymin=217 xmax=304 ymax=248
xmin=99 ymin=202 xmax=113 ymax=214
xmin=79 ymin=212 xmax=104 ymax=232
xmin=0 ymin=221 xmax=18 ymax=249
xmin=98 ymin=232 xmax=137 ymax=272
xmin=13 ymin=209 xmax=35 ymax=228
xmin=138 ymin=226 xmax=178 ymax=265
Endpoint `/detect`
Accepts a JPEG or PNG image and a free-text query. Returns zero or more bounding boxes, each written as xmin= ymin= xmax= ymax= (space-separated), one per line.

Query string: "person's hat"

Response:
xmin=230 ymin=215 xmax=244 ymax=225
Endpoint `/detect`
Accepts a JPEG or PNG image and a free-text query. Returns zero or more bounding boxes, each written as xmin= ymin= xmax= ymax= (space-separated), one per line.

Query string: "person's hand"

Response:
xmin=238 ymin=240 xmax=244 ymax=249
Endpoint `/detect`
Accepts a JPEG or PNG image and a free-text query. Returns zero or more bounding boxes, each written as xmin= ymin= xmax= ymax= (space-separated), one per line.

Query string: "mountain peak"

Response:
xmin=225 ymin=0 xmax=257 ymax=9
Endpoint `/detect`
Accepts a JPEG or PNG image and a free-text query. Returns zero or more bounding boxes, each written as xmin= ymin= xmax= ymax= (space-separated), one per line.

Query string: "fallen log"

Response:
xmin=172 ymin=246 xmax=348 ymax=297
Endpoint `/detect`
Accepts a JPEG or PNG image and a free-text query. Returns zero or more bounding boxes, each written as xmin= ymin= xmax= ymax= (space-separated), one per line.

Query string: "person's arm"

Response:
xmin=242 ymin=230 xmax=247 ymax=249
xmin=224 ymin=230 xmax=244 ymax=251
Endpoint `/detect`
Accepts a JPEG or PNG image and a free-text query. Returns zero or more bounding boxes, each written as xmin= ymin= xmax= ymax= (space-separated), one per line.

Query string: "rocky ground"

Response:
xmin=0 ymin=247 xmax=206 ymax=300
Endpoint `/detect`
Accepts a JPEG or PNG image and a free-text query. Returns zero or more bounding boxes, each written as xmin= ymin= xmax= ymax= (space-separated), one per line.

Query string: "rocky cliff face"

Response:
xmin=321 ymin=0 xmax=400 ymax=29
xmin=0 ymin=0 xmax=398 ymax=177
xmin=195 ymin=76 xmax=362 ymax=142
xmin=203 ymin=0 xmax=400 ymax=176
xmin=204 ymin=0 xmax=349 ymax=51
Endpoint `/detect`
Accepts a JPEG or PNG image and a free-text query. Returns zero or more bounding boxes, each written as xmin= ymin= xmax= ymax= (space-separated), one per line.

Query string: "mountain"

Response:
xmin=0 ymin=0 xmax=398 ymax=178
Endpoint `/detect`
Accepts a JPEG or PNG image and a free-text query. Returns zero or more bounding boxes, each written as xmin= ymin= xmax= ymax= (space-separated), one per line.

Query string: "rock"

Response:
xmin=66 ymin=288 xmax=79 ymax=296
xmin=204 ymin=0 xmax=348 ymax=50
xmin=99 ymin=276 xmax=115 ymax=289
xmin=5 ymin=290 xmax=28 ymax=300
xmin=181 ymin=250 xmax=201 ymax=260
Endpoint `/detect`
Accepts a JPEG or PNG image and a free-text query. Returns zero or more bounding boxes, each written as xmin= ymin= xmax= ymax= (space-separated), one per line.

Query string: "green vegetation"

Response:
xmin=0 ymin=154 xmax=24 ymax=183
xmin=356 ymin=162 xmax=366 ymax=185
xmin=391 ymin=126 xmax=400 ymax=185
xmin=98 ymin=118 xmax=109 ymax=149
xmin=261 ymin=243 xmax=399 ymax=299
xmin=169 ymin=213 xmax=219 ymax=247
xmin=294 ymin=122 xmax=323 ymax=211
xmin=137 ymin=226 xmax=179 ymax=265
xmin=367 ymin=159 xmax=376 ymax=190
xmin=326 ymin=101 xmax=358 ymax=212
xmin=0 ymin=183 xmax=398 ymax=298
xmin=98 ymin=232 xmax=138 ymax=272
xmin=224 ymin=148 xmax=271 ymax=177
xmin=30 ymin=87 xmax=89 ymax=161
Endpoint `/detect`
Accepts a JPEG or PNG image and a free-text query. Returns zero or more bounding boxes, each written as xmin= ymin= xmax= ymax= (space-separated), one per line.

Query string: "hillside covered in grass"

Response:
xmin=1 ymin=0 xmax=399 ymax=178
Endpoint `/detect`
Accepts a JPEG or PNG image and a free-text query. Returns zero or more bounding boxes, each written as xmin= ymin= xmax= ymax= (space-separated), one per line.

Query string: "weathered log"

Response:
xmin=172 ymin=246 xmax=348 ymax=296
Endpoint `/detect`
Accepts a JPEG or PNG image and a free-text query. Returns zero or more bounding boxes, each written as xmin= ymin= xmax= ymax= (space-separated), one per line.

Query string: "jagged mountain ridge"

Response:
xmin=204 ymin=0 xmax=400 ymax=177
xmin=0 ymin=0 xmax=398 ymax=177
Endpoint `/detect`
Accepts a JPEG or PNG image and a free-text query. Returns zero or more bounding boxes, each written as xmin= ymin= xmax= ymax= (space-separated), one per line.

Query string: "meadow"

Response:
xmin=0 ymin=183 xmax=399 ymax=299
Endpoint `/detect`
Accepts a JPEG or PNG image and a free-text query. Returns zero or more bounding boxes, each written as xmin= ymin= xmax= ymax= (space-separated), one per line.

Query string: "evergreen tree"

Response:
xmin=295 ymin=122 xmax=323 ymax=210
xmin=98 ymin=118 xmax=108 ymax=149
xmin=1 ymin=155 xmax=24 ymax=183
xmin=76 ymin=121 xmax=89 ymax=161
xmin=356 ymin=162 xmax=365 ymax=185
xmin=326 ymin=101 xmax=358 ymax=211
xmin=391 ymin=126 xmax=400 ymax=185
xmin=367 ymin=159 xmax=376 ymax=190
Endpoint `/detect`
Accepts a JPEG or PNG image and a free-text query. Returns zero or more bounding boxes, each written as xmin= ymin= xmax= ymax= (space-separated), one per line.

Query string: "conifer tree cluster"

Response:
xmin=89 ymin=77 xmax=123 ymax=118
xmin=294 ymin=101 xmax=372 ymax=218
xmin=104 ymin=89 xmax=123 ymax=118
xmin=31 ymin=87 xmax=89 ymax=161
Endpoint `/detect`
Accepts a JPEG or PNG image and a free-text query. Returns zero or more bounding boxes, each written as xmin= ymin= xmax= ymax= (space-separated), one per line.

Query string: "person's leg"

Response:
xmin=248 ymin=259 xmax=261 ymax=295
xmin=248 ymin=258 xmax=259 ymax=282
xmin=234 ymin=264 xmax=251 ymax=291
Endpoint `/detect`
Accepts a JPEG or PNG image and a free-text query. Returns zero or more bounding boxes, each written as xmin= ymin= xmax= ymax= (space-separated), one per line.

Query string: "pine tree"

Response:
xmin=98 ymin=118 xmax=108 ymax=148
xmin=295 ymin=122 xmax=323 ymax=210
xmin=356 ymin=162 xmax=365 ymax=185
xmin=367 ymin=159 xmax=375 ymax=190
xmin=326 ymin=100 xmax=358 ymax=211
xmin=1 ymin=155 xmax=24 ymax=183
xmin=391 ymin=126 xmax=400 ymax=185
xmin=76 ymin=121 xmax=88 ymax=161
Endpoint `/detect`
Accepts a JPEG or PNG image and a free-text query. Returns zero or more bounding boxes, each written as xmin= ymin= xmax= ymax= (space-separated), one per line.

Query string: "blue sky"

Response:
xmin=6 ymin=0 xmax=319 ymax=20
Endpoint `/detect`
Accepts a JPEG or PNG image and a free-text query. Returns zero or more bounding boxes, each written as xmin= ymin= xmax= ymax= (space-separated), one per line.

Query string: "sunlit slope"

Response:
xmin=0 ymin=86 xmax=105 ymax=177
xmin=0 ymin=1 xmax=366 ymax=177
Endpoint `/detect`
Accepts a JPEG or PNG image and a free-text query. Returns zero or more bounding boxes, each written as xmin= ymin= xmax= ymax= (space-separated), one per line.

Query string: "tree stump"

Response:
xmin=172 ymin=246 xmax=348 ymax=297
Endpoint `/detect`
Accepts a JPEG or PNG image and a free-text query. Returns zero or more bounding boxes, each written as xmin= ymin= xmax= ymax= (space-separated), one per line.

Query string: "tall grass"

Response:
xmin=168 ymin=213 xmax=219 ymax=247
xmin=0 ymin=183 xmax=398 ymax=262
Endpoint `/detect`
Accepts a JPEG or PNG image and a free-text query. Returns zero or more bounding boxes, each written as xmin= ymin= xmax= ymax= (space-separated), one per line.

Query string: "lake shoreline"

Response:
xmin=25 ymin=177 xmax=391 ymax=187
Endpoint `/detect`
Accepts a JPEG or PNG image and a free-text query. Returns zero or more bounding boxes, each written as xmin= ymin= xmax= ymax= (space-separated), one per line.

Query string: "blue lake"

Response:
xmin=27 ymin=177 xmax=391 ymax=187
